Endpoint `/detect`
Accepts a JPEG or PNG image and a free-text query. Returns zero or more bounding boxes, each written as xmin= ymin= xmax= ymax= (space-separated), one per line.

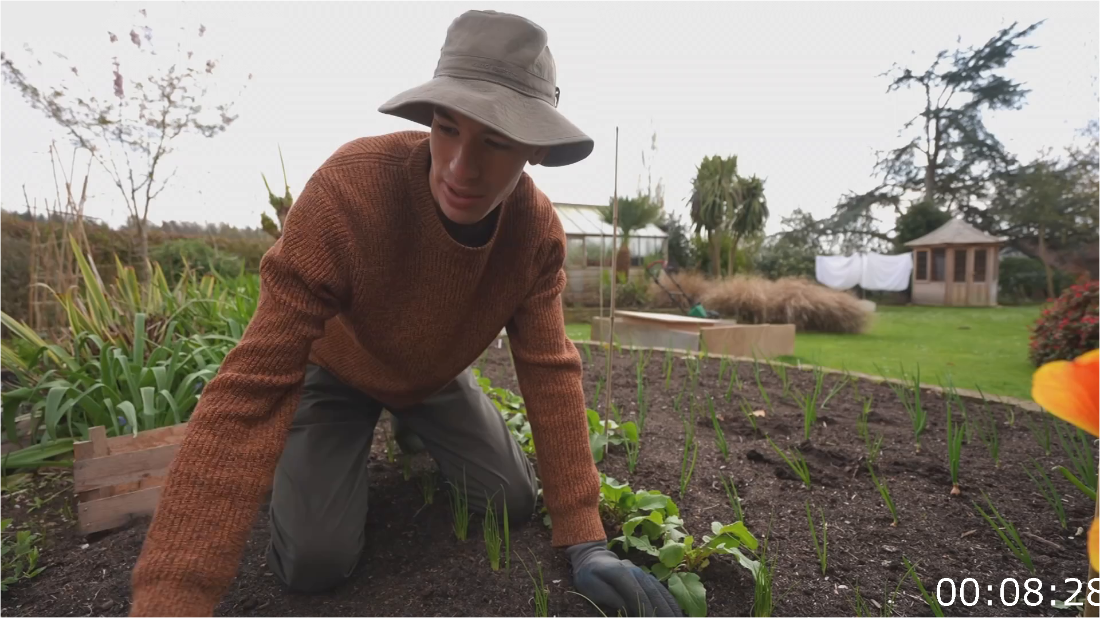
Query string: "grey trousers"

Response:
xmin=266 ymin=364 xmax=538 ymax=592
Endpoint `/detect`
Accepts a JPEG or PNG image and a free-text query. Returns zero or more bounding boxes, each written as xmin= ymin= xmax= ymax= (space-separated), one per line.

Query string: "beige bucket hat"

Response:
xmin=378 ymin=10 xmax=594 ymax=167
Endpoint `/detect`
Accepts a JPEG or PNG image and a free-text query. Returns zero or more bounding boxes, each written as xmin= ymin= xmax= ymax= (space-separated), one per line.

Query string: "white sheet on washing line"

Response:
xmin=814 ymin=252 xmax=913 ymax=292
xmin=814 ymin=254 xmax=863 ymax=290
xmin=860 ymin=252 xmax=913 ymax=292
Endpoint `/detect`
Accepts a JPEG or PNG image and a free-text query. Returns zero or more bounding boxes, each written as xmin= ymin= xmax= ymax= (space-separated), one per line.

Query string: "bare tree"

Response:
xmin=2 ymin=8 xmax=249 ymax=279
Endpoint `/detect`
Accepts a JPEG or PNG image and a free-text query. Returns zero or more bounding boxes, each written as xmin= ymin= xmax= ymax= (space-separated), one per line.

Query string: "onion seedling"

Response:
xmin=767 ymin=437 xmax=810 ymax=488
xmin=805 ymin=500 xmax=827 ymax=575
xmin=448 ymin=471 xmax=470 ymax=542
xmin=623 ymin=421 xmax=640 ymax=473
xmin=866 ymin=462 xmax=898 ymax=526
xmin=1021 ymin=458 xmax=1066 ymax=529
xmin=1054 ymin=423 xmax=1097 ymax=500
xmin=483 ymin=497 xmax=501 ymax=571
xmin=1025 ymin=412 xmax=1051 ymax=455
xmin=719 ymin=474 xmax=744 ymax=523
xmin=519 ymin=551 xmax=549 ymax=617
xmin=725 ymin=361 xmax=741 ymax=402
xmin=973 ymin=491 xmax=1034 ymax=573
xmin=419 ymin=469 xmax=436 ymax=505
xmin=903 ymin=557 xmax=945 ymax=617
xmin=709 ymin=396 xmax=729 ymax=461
xmin=739 ymin=397 xmax=759 ymax=435
xmin=751 ymin=357 xmax=771 ymax=413
xmin=946 ymin=399 xmax=964 ymax=495
xmin=679 ymin=416 xmax=699 ymax=498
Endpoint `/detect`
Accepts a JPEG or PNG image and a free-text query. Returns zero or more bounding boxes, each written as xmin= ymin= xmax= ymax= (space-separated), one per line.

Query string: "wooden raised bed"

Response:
xmin=72 ymin=423 xmax=188 ymax=535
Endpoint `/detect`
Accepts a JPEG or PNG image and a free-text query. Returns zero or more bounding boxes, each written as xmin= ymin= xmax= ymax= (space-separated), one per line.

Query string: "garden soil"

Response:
xmin=2 ymin=343 xmax=1095 ymax=617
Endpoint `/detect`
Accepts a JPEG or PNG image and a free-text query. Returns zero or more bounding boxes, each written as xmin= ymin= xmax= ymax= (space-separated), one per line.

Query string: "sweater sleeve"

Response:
xmin=505 ymin=229 xmax=605 ymax=548
xmin=129 ymin=175 xmax=354 ymax=617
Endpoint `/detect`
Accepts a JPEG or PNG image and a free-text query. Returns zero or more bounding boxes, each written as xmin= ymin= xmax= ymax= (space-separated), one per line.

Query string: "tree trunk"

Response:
xmin=1038 ymin=223 xmax=1054 ymax=299
xmin=727 ymin=234 xmax=741 ymax=278
xmin=138 ymin=221 xmax=152 ymax=282
xmin=615 ymin=239 xmax=631 ymax=280
xmin=709 ymin=230 xmax=722 ymax=278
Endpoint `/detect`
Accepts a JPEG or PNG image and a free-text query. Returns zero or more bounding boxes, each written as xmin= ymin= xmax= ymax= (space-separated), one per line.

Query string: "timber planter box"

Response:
xmin=72 ymin=423 xmax=188 ymax=535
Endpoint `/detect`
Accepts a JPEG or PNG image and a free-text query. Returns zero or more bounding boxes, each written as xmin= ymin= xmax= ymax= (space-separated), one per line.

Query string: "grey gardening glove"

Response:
xmin=565 ymin=541 xmax=682 ymax=617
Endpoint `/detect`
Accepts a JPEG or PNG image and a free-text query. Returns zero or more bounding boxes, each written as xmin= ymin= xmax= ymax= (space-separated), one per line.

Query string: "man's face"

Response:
xmin=428 ymin=107 xmax=548 ymax=225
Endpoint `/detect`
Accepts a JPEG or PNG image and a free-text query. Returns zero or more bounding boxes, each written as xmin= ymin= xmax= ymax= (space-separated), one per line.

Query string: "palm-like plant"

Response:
xmin=726 ymin=175 xmax=768 ymax=276
xmin=601 ymin=193 xmax=663 ymax=277
xmin=689 ymin=155 xmax=739 ymax=277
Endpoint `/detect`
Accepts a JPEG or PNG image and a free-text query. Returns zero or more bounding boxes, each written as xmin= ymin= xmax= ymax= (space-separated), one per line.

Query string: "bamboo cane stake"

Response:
xmin=603 ymin=127 xmax=619 ymax=458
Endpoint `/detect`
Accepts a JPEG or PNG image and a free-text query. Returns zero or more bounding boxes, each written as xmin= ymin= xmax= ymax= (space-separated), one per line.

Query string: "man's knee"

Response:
xmin=267 ymin=527 xmax=363 ymax=593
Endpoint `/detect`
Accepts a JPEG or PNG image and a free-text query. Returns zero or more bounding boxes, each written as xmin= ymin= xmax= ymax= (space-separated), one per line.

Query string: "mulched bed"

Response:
xmin=2 ymin=342 xmax=1095 ymax=617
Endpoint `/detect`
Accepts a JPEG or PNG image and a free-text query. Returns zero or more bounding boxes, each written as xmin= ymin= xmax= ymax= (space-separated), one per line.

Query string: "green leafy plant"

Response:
xmin=973 ymin=491 xmax=1033 ymax=572
xmin=719 ymin=474 xmax=744 ymax=523
xmin=709 ymin=396 xmax=729 ymax=460
xmin=1021 ymin=459 xmax=1066 ymax=529
xmin=946 ymin=400 xmax=964 ymax=495
xmin=767 ymin=437 xmax=810 ymax=488
xmin=805 ymin=500 xmax=827 ymax=575
xmin=866 ymin=462 xmax=898 ymax=526
xmin=582 ymin=342 xmax=593 ymax=365
xmin=448 ymin=472 xmax=470 ymax=542
xmin=650 ymin=521 xmax=760 ymax=617
xmin=1054 ymin=422 xmax=1097 ymax=500
xmin=623 ymin=421 xmax=641 ymax=473
xmin=593 ymin=376 xmax=605 ymax=413
xmin=587 ymin=408 xmax=627 ymax=464
xmin=1 ymin=519 xmax=45 ymax=591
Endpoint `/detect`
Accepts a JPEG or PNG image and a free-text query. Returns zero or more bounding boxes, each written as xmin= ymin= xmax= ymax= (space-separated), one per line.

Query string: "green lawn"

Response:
xmin=566 ymin=305 xmax=1042 ymax=401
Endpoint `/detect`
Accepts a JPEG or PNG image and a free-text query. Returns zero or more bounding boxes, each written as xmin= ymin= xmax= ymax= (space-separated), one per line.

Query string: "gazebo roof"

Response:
xmin=904 ymin=217 xmax=1006 ymax=247
xmin=553 ymin=203 xmax=668 ymax=239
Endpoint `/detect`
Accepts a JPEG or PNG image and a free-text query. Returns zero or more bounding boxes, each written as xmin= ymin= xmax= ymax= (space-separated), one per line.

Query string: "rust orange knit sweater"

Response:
xmin=128 ymin=131 xmax=604 ymax=616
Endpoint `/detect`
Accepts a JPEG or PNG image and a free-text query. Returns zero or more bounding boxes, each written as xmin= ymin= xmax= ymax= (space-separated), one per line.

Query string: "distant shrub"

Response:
xmin=999 ymin=256 xmax=1074 ymax=305
xmin=704 ymin=275 xmax=869 ymax=334
xmin=149 ymin=239 xmax=243 ymax=283
xmin=648 ymin=271 xmax=869 ymax=334
xmin=1028 ymin=280 xmax=1099 ymax=367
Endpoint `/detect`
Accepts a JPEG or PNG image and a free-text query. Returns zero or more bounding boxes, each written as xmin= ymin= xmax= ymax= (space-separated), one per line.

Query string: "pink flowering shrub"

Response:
xmin=1029 ymin=280 xmax=1099 ymax=367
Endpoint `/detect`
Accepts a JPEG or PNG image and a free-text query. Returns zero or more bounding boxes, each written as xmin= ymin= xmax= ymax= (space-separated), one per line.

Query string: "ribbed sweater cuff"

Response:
xmin=550 ymin=503 xmax=607 ymax=547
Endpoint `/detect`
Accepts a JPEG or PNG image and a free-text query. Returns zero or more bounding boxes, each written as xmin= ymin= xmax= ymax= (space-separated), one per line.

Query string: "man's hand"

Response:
xmin=565 ymin=541 xmax=682 ymax=617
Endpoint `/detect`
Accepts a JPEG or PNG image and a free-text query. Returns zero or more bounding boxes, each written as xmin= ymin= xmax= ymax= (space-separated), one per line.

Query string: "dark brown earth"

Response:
xmin=2 ymin=342 xmax=1095 ymax=617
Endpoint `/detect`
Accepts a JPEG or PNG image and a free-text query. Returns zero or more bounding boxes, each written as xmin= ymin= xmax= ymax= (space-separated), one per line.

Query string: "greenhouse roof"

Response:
xmin=553 ymin=203 xmax=668 ymax=238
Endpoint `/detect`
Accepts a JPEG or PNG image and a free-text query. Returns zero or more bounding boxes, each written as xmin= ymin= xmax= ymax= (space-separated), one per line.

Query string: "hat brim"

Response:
xmin=378 ymin=76 xmax=594 ymax=167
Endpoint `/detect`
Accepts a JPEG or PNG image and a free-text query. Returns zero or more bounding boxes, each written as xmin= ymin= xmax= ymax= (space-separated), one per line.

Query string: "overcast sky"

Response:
xmin=2 ymin=1 xmax=1097 ymax=236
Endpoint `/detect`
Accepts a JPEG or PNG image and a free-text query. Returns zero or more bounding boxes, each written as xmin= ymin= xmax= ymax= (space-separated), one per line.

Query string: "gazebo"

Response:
xmin=904 ymin=218 xmax=1006 ymax=306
